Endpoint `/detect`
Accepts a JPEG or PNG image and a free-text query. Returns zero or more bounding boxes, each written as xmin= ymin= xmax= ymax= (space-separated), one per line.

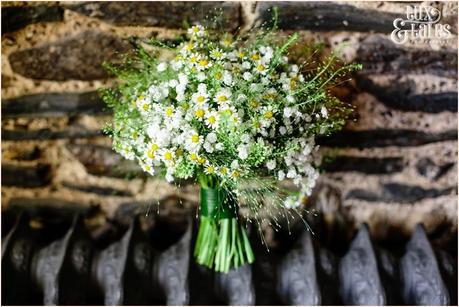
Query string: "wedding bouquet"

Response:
xmin=103 ymin=21 xmax=360 ymax=273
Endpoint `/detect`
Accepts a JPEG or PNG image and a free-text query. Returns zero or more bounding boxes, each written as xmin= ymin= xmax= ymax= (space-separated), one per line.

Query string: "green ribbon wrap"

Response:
xmin=200 ymin=187 xmax=237 ymax=219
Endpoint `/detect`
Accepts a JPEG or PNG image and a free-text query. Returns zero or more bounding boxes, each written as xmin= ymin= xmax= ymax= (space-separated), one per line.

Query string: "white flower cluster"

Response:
xmin=110 ymin=25 xmax=340 ymax=208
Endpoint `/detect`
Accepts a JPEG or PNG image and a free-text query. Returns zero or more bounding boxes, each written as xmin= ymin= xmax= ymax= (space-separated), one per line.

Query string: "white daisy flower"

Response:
xmin=255 ymin=63 xmax=268 ymax=75
xmin=210 ymin=48 xmax=226 ymax=60
xmin=205 ymin=110 xmax=220 ymax=129
xmin=192 ymin=85 xmax=209 ymax=105
xmin=204 ymin=163 xmax=216 ymax=175
xmin=180 ymin=41 xmax=195 ymax=54
xmin=136 ymin=97 xmax=151 ymax=115
xmin=185 ymin=131 xmax=203 ymax=151
xmin=140 ymin=161 xmax=155 ymax=176
xmin=214 ymin=88 xmax=232 ymax=105
xmin=196 ymin=56 xmax=212 ymax=71
xmin=188 ymin=24 xmax=206 ymax=37
xmin=159 ymin=148 xmax=176 ymax=165
xmin=193 ymin=106 xmax=208 ymax=121
xmin=221 ymin=36 xmax=234 ymax=48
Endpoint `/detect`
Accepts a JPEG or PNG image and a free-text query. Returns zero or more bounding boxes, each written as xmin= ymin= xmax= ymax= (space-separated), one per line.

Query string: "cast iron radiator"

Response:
xmin=2 ymin=209 xmax=457 ymax=306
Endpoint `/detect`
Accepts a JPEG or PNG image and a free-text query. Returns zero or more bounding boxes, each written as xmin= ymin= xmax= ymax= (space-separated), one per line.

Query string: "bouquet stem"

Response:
xmin=194 ymin=186 xmax=254 ymax=273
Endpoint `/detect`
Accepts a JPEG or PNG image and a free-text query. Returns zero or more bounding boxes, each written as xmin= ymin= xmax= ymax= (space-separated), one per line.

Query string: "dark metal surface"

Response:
xmin=2 ymin=210 xmax=457 ymax=306
xmin=339 ymin=224 xmax=385 ymax=305
xmin=400 ymin=224 xmax=450 ymax=305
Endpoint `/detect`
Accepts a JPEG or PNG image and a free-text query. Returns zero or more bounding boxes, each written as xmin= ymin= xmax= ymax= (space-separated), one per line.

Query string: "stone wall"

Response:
xmin=1 ymin=1 xmax=457 ymax=246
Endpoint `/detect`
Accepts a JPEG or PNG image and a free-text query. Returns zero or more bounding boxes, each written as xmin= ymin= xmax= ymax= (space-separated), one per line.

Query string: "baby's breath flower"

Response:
xmin=157 ymin=62 xmax=167 ymax=72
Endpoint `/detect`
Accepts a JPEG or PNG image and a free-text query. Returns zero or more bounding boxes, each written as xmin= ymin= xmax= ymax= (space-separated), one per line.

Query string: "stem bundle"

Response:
xmin=194 ymin=216 xmax=254 ymax=273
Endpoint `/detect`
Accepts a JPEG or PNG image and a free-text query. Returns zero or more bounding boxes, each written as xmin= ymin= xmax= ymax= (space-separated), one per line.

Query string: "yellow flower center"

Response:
xmin=206 ymin=166 xmax=215 ymax=173
xmin=132 ymin=131 xmax=138 ymax=140
xmin=197 ymin=96 xmax=205 ymax=103
xmin=192 ymin=26 xmax=200 ymax=33
xmin=147 ymin=150 xmax=155 ymax=159
xmin=165 ymin=107 xmax=174 ymax=117
xmin=238 ymin=51 xmax=245 ymax=58
xmin=212 ymin=51 xmax=222 ymax=58
xmin=219 ymin=167 xmax=228 ymax=174
xmin=185 ymin=43 xmax=193 ymax=51
xmin=198 ymin=157 xmax=206 ymax=164
xmin=264 ymin=111 xmax=273 ymax=119
xmin=142 ymin=103 xmax=150 ymax=111
xmin=145 ymin=165 xmax=151 ymax=171
xmin=251 ymin=53 xmax=260 ymax=61
xmin=164 ymin=152 xmax=172 ymax=161
xmin=231 ymin=170 xmax=240 ymax=178
xmin=217 ymin=95 xmax=228 ymax=102
xmin=215 ymin=72 xmax=222 ymax=80
xmin=190 ymin=56 xmax=198 ymax=63
xmin=191 ymin=134 xmax=200 ymax=143
xmin=250 ymin=100 xmax=259 ymax=108
xmin=254 ymin=121 xmax=261 ymax=129
xmin=199 ymin=59 xmax=208 ymax=67
xmin=195 ymin=109 xmax=205 ymax=118
xmin=257 ymin=64 xmax=265 ymax=72
xmin=208 ymin=116 xmax=216 ymax=124
xmin=176 ymin=148 xmax=183 ymax=157
xmin=150 ymin=144 xmax=159 ymax=152
xmin=223 ymin=39 xmax=232 ymax=46
xmin=190 ymin=153 xmax=198 ymax=161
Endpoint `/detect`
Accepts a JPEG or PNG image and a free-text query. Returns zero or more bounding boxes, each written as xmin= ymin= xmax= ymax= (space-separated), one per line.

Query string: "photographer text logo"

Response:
xmin=391 ymin=5 xmax=452 ymax=45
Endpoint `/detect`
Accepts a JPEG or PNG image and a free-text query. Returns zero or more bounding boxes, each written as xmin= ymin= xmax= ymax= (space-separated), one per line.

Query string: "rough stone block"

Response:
xmin=323 ymin=156 xmax=404 ymax=174
xmin=317 ymin=129 xmax=458 ymax=148
xmin=357 ymin=36 xmax=457 ymax=78
xmin=2 ymin=91 xmax=107 ymax=118
xmin=346 ymin=183 xmax=454 ymax=203
xmin=1 ymin=163 xmax=51 ymax=187
xmin=9 ymin=31 xmax=131 ymax=81
xmin=256 ymin=2 xmax=401 ymax=33
xmin=1 ymin=5 xmax=64 ymax=34
xmin=67 ymin=1 xmax=240 ymax=30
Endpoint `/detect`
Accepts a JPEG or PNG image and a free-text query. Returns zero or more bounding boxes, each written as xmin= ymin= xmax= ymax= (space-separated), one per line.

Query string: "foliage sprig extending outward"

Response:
xmin=103 ymin=21 xmax=360 ymax=271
